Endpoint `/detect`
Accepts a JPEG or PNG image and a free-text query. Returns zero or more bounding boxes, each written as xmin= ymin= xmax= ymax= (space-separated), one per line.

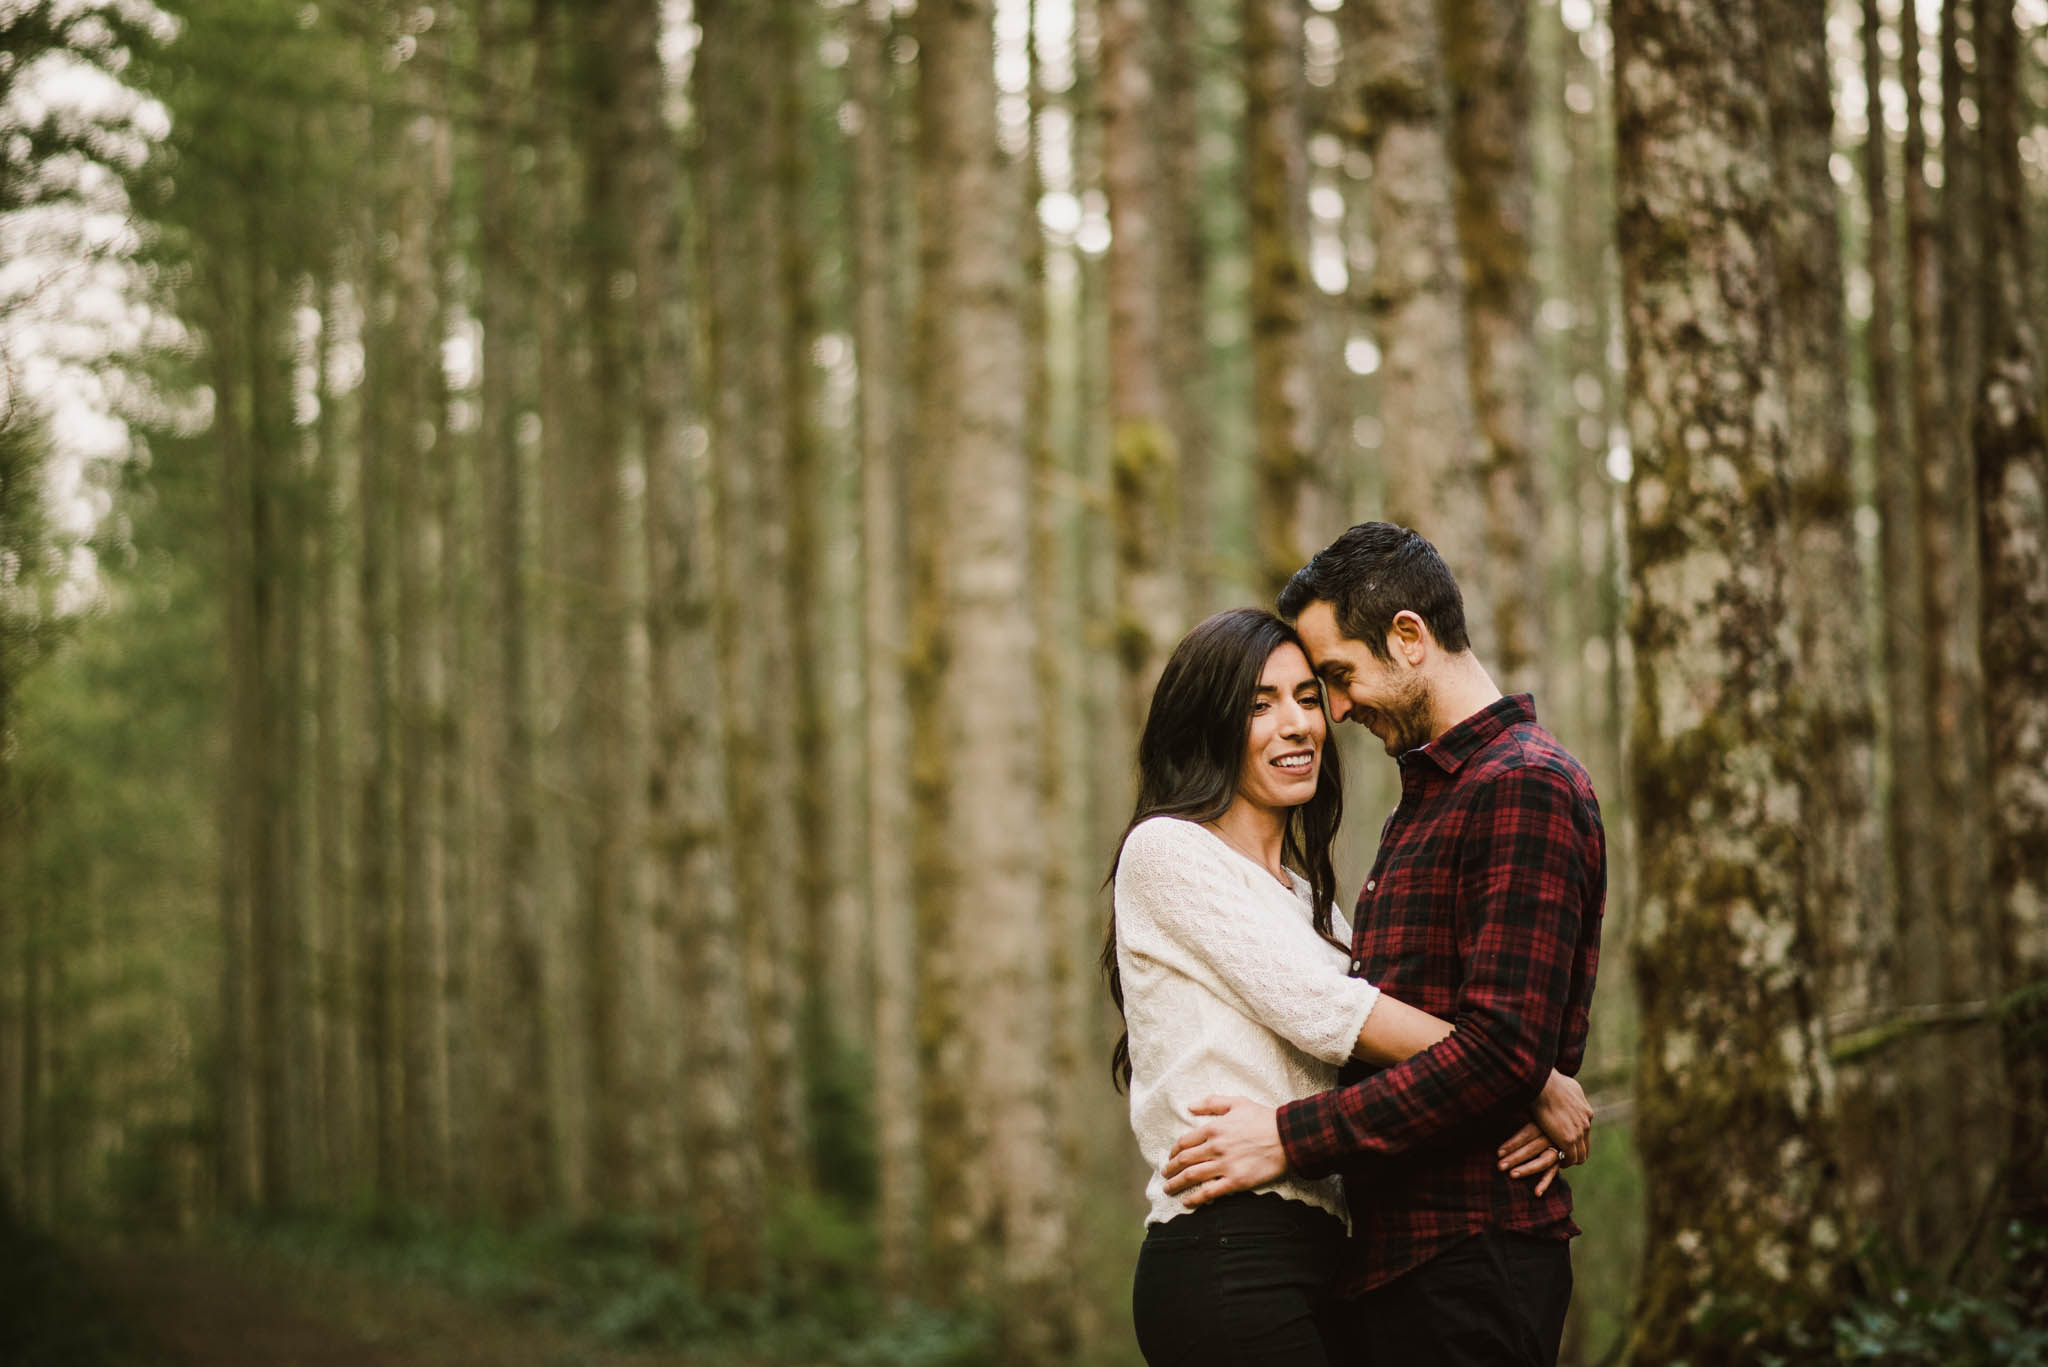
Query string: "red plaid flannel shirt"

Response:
xmin=1276 ymin=694 xmax=1604 ymax=1294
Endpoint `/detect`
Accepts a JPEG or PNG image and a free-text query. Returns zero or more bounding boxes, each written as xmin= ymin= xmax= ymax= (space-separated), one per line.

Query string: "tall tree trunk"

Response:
xmin=567 ymin=0 xmax=637 ymax=1212
xmin=242 ymin=202 xmax=296 ymax=1213
xmin=1760 ymin=0 xmax=1883 ymax=1240
xmin=697 ymin=0 xmax=810 ymax=1189
xmin=604 ymin=0 xmax=768 ymax=1283
xmin=356 ymin=74 xmax=401 ymax=1199
xmin=1245 ymin=0 xmax=1317 ymax=597
xmin=913 ymin=1 xmax=1073 ymax=1354
xmin=211 ymin=253 xmax=257 ymax=1211
xmin=1160 ymin=0 xmax=1212 ymax=609
xmin=1348 ymin=0 xmax=1489 ymax=636
xmin=1101 ymin=0 xmax=1182 ymax=727
xmin=390 ymin=11 xmax=450 ymax=1204
xmin=1442 ymin=0 xmax=1545 ymax=691
xmin=1856 ymin=0 xmax=1927 ymax=1251
xmin=1892 ymin=0 xmax=1979 ymax=1266
xmin=311 ymin=258 xmax=355 ymax=1203
xmin=1972 ymin=0 xmax=2048 ymax=1293
xmin=1920 ymin=0 xmax=2002 ymax=1263
xmin=475 ymin=0 xmax=555 ymax=1223
xmin=851 ymin=0 xmax=920 ymax=1300
xmin=1613 ymin=0 xmax=1847 ymax=1356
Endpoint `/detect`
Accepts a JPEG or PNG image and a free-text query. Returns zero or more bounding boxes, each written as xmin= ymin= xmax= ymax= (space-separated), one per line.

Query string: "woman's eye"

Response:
xmin=1251 ymin=701 xmax=1270 ymax=715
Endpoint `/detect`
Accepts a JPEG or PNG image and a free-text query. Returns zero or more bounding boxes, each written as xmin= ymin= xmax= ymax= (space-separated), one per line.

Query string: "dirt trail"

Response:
xmin=87 ymin=1240 xmax=683 ymax=1367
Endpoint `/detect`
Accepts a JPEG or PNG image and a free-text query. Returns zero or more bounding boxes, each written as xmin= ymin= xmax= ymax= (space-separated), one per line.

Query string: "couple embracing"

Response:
xmin=1106 ymin=522 xmax=1605 ymax=1367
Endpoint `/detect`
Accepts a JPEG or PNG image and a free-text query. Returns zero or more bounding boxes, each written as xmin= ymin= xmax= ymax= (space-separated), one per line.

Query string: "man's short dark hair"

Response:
xmin=1276 ymin=522 xmax=1471 ymax=662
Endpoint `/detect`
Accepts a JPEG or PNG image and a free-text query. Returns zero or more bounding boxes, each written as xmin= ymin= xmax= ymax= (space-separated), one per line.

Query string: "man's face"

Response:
xmin=1294 ymin=599 xmax=1434 ymax=756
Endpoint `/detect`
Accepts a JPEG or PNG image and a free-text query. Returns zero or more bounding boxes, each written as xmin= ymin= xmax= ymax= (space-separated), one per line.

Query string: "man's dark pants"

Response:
xmin=1341 ymin=1231 xmax=1572 ymax=1367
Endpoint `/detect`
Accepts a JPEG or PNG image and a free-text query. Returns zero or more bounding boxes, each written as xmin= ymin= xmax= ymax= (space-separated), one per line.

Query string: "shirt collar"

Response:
xmin=1400 ymin=693 xmax=1535 ymax=777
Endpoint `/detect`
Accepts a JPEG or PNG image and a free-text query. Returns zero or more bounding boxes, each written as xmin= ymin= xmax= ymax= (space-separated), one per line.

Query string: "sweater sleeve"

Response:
xmin=1115 ymin=819 xmax=1379 ymax=1066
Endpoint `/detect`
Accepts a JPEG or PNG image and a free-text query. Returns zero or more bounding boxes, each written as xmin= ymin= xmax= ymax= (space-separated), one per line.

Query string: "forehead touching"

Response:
xmin=1257 ymin=641 xmax=1316 ymax=690
xmin=1293 ymin=600 xmax=1377 ymax=677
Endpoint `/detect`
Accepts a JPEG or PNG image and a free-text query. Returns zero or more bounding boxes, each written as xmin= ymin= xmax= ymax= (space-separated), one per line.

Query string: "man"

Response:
xmin=1161 ymin=523 xmax=1605 ymax=1366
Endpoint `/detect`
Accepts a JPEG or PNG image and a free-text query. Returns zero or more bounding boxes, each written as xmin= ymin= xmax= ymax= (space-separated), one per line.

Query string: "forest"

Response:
xmin=0 ymin=0 xmax=2044 ymax=1363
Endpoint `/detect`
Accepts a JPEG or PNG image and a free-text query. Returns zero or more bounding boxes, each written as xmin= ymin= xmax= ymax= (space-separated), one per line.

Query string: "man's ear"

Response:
xmin=1388 ymin=611 xmax=1430 ymax=666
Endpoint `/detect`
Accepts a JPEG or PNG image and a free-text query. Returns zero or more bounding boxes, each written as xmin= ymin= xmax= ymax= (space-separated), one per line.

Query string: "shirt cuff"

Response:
xmin=1277 ymin=1089 xmax=1348 ymax=1182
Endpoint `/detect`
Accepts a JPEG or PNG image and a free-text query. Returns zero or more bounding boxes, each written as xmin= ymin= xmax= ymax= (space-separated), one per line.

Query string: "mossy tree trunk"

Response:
xmin=613 ymin=0 xmax=766 ymax=1283
xmin=1160 ymin=0 xmax=1212 ymax=610
xmin=1915 ymin=0 xmax=2005 ymax=1265
xmin=1971 ymin=0 xmax=2048 ymax=1294
xmin=1101 ymin=0 xmax=1182 ymax=728
xmin=1762 ymin=0 xmax=1885 ymax=1241
xmin=850 ymin=0 xmax=921 ymax=1302
xmin=912 ymin=0 xmax=1074 ymax=1355
xmin=1613 ymin=0 xmax=1849 ymax=1355
xmin=1442 ymin=0 xmax=1545 ymax=692
xmin=698 ymin=0 xmax=810 ymax=1193
xmin=1854 ymin=0 xmax=1928 ymax=1251
xmin=473 ymin=0 xmax=556 ymax=1226
xmin=1245 ymin=0 xmax=1316 ymax=597
xmin=389 ymin=2 xmax=451 ymax=1208
xmin=1346 ymin=0 xmax=1489 ymax=642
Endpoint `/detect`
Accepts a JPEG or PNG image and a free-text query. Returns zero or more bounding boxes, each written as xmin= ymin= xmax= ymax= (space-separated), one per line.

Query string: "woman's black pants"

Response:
xmin=1131 ymin=1191 xmax=1349 ymax=1366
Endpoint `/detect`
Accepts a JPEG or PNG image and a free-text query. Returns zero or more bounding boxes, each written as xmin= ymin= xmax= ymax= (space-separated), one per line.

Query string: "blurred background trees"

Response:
xmin=1 ymin=0 xmax=2045 ymax=1363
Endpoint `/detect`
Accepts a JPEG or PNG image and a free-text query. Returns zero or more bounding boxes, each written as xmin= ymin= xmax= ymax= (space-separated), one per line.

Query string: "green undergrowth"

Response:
xmin=1562 ymin=1123 xmax=1648 ymax=1365
xmin=216 ymin=1192 xmax=996 ymax=1367
xmin=1814 ymin=1221 xmax=2048 ymax=1367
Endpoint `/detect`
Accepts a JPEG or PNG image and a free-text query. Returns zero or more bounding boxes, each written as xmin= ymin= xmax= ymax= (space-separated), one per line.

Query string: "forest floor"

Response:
xmin=53 ymin=1237 xmax=686 ymax=1367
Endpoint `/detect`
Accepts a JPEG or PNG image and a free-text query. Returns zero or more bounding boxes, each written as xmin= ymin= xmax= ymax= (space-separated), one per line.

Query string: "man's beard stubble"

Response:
xmin=1376 ymin=678 xmax=1435 ymax=756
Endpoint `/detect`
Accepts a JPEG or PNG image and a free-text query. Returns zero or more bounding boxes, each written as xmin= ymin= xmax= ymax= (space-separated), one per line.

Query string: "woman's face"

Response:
xmin=1236 ymin=642 xmax=1328 ymax=813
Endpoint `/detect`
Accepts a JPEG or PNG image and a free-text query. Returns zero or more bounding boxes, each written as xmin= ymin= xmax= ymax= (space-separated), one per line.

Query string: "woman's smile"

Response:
xmin=1269 ymin=748 xmax=1316 ymax=776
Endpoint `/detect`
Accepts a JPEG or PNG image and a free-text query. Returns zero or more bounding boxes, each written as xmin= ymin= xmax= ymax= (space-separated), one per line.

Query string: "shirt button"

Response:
xmin=1350 ymin=959 xmax=1364 ymax=975
xmin=1366 ymin=879 xmax=1377 ymax=892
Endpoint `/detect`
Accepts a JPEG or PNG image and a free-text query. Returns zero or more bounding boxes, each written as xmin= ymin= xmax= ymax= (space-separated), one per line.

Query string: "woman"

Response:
xmin=1106 ymin=608 xmax=1588 ymax=1365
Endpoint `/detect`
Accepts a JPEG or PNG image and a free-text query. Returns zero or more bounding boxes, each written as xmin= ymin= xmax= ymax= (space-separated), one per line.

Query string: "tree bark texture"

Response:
xmin=1853 ymin=0 xmax=1926 ymax=1248
xmin=1613 ymin=0 xmax=1848 ymax=1355
xmin=608 ymin=0 xmax=767 ymax=1281
xmin=913 ymin=0 xmax=1074 ymax=1355
xmin=390 ymin=10 xmax=451 ymax=1206
xmin=1245 ymin=0 xmax=1317 ymax=597
xmin=1160 ymin=0 xmax=1213 ymax=609
xmin=850 ymin=0 xmax=920 ymax=1301
xmin=1760 ymin=0 xmax=1884 ymax=1224
xmin=1346 ymin=0 xmax=1489 ymax=648
xmin=1101 ymin=0 xmax=1183 ymax=730
xmin=1917 ymin=0 xmax=2005 ymax=1266
xmin=698 ymin=0 xmax=810 ymax=1191
xmin=1971 ymin=0 xmax=2048 ymax=1285
xmin=566 ymin=0 xmax=639 ymax=1212
xmin=356 ymin=75 xmax=401 ymax=1200
xmin=474 ymin=0 xmax=556 ymax=1225
xmin=1442 ymin=0 xmax=1546 ymax=692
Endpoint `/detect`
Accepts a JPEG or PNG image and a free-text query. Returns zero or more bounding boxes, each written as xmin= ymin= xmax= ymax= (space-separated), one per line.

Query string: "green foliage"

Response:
xmin=1565 ymin=1123 xmax=1647 ymax=1363
xmin=1780 ymin=1223 xmax=2048 ymax=1367
xmin=222 ymin=1197 xmax=996 ymax=1366
xmin=808 ymin=1034 xmax=880 ymax=1211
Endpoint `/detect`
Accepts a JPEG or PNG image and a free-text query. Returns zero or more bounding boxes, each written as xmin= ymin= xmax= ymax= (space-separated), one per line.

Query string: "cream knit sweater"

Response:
xmin=1113 ymin=815 xmax=1381 ymax=1229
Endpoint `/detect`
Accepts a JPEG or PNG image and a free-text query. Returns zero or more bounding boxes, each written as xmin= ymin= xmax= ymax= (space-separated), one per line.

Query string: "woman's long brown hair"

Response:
xmin=1102 ymin=608 xmax=1345 ymax=1092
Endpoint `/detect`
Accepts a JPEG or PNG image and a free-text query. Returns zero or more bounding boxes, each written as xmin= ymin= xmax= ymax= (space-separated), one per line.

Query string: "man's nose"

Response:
xmin=1325 ymin=691 xmax=1351 ymax=722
